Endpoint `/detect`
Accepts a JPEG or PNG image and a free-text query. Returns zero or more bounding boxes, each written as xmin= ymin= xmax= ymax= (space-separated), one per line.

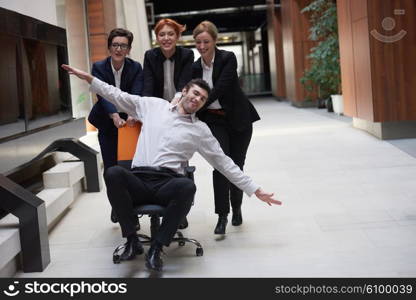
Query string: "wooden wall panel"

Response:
xmin=352 ymin=17 xmax=374 ymax=121
xmin=368 ymin=0 xmax=416 ymax=122
xmin=45 ymin=44 xmax=60 ymax=114
xmin=338 ymin=0 xmax=416 ymax=123
xmin=273 ymin=7 xmax=287 ymax=98
xmin=24 ymin=40 xmax=49 ymax=118
xmin=337 ymin=0 xmax=357 ymax=117
xmin=0 ymin=34 xmax=19 ymax=124
xmin=281 ymin=0 xmax=296 ymax=101
xmin=281 ymin=0 xmax=316 ymax=103
xmin=350 ymin=0 xmax=368 ymax=21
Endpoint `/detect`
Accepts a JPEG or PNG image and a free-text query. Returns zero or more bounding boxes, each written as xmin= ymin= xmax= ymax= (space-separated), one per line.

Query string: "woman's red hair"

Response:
xmin=154 ymin=18 xmax=186 ymax=36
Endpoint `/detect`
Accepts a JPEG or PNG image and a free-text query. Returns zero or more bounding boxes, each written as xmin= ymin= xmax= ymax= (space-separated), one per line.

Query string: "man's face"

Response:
xmin=180 ymin=85 xmax=208 ymax=114
xmin=109 ymin=36 xmax=130 ymax=64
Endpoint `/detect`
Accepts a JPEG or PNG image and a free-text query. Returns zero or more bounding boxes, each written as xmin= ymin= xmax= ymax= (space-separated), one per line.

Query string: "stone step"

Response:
xmin=0 ymin=215 xmax=20 ymax=277
xmin=43 ymin=161 xmax=85 ymax=189
xmin=36 ymin=187 xmax=73 ymax=228
xmin=1 ymin=161 xmax=87 ymax=276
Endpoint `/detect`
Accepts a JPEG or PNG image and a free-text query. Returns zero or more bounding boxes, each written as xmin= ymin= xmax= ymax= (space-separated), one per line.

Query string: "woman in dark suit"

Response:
xmin=88 ymin=28 xmax=143 ymax=171
xmin=143 ymin=19 xmax=193 ymax=229
xmin=143 ymin=18 xmax=194 ymax=101
xmin=192 ymin=21 xmax=260 ymax=235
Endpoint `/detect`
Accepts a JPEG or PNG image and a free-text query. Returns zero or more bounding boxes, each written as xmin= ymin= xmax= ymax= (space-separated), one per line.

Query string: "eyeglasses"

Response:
xmin=111 ymin=43 xmax=129 ymax=50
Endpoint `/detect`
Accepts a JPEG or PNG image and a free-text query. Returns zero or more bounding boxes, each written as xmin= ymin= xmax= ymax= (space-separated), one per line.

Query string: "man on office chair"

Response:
xmin=62 ymin=64 xmax=282 ymax=272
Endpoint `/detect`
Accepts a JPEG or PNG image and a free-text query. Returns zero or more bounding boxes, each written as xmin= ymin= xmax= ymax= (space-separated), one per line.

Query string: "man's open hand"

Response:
xmin=61 ymin=64 xmax=93 ymax=83
xmin=255 ymin=188 xmax=282 ymax=206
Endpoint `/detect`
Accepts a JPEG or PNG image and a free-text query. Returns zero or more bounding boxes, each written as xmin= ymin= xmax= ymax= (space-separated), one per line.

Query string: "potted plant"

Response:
xmin=300 ymin=0 xmax=342 ymax=114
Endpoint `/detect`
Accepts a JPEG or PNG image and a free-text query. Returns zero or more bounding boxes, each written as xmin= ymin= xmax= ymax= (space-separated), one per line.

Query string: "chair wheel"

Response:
xmin=178 ymin=241 xmax=185 ymax=247
xmin=196 ymin=247 xmax=203 ymax=256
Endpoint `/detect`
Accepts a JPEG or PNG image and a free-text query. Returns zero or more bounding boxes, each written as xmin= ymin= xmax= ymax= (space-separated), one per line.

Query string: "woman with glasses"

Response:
xmin=88 ymin=28 xmax=144 ymax=171
xmin=143 ymin=18 xmax=194 ymax=102
xmin=88 ymin=28 xmax=144 ymax=226
xmin=192 ymin=21 xmax=260 ymax=235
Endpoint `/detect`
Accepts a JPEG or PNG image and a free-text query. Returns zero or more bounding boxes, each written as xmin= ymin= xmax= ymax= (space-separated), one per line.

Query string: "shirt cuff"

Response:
xmin=245 ymin=183 xmax=260 ymax=197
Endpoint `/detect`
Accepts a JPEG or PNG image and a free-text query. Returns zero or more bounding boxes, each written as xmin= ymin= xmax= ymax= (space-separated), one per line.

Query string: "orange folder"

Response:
xmin=117 ymin=122 xmax=142 ymax=161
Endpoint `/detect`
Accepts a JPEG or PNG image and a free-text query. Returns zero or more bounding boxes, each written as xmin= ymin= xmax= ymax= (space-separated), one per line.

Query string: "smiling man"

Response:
xmin=61 ymin=64 xmax=281 ymax=272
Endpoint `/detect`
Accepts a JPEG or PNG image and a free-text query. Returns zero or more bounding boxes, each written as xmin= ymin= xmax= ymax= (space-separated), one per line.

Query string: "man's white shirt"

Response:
xmin=90 ymin=77 xmax=259 ymax=196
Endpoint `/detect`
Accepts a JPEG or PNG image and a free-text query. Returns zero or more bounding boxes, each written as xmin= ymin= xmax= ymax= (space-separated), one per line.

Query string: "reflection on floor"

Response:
xmin=0 ymin=112 xmax=72 ymax=139
xmin=16 ymin=98 xmax=416 ymax=278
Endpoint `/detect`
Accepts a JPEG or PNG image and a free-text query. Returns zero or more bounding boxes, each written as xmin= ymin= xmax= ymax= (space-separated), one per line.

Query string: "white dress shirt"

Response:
xmin=110 ymin=60 xmax=124 ymax=88
xmin=201 ymin=55 xmax=222 ymax=109
xmin=163 ymin=59 xmax=176 ymax=101
xmin=90 ymin=77 xmax=259 ymax=196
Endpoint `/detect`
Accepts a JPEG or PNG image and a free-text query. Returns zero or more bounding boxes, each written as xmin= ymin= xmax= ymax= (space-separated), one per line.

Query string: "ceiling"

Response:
xmin=146 ymin=0 xmax=280 ymax=35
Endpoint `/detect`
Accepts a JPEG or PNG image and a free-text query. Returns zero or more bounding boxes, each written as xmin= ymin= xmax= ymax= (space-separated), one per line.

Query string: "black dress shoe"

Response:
xmin=145 ymin=244 xmax=163 ymax=272
xmin=214 ymin=215 xmax=228 ymax=234
xmin=178 ymin=217 xmax=188 ymax=229
xmin=119 ymin=237 xmax=144 ymax=261
xmin=232 ymin=209 xmax=243 ymax=226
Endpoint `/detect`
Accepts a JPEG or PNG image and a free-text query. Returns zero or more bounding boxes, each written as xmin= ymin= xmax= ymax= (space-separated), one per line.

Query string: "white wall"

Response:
xmin=64 ymin=0 xmax=91 ymax=119
xmin=0 ymin=0 xmax=59 ymax=27
xmin=191 ymin=45 xmax=244 ymax=76
xmin=116 ymin=0 xmax=151 ymax=63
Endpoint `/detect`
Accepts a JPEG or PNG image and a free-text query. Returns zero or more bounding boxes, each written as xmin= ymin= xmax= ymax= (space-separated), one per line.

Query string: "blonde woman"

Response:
xmin=192 ymin=21 xmax=260 ymax=235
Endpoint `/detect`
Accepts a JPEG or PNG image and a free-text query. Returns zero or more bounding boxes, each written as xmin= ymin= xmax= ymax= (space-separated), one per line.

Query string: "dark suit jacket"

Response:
xmin=88 ymin=56 xmax=143 ymax=133
xmin=192 ymin=48 xmax=260 ymax=131
xmin=142 ymin=46 xmax=194 ymax=99
xmin=87 ymin=56 xmax=143 ymax=169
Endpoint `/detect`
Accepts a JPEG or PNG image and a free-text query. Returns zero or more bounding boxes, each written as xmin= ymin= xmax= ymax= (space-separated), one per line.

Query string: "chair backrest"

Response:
xmin=117 ymin=122 xmax=141 ymax=168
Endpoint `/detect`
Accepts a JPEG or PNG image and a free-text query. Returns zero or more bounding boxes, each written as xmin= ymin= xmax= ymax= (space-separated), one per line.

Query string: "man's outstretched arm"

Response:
xmin=62 ymin=64 xmax=93 ymax=83
xmin=198 ymin=125 xmax=282 ymax=206
xmin=62 ymin=64 xmax=139 ymax=120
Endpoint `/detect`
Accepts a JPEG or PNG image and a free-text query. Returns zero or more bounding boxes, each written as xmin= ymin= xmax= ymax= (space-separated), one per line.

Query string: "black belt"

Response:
xmin=206 ymin=109 xmax=226 ymax=116
xmin=132 ymin=166 xmax=180 ymax=176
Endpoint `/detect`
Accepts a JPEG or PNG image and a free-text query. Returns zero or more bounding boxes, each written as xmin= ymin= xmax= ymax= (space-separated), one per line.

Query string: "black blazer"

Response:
xmin=192 ymin=48 xmax=260 ymax=131
xmin=142 ymin=46 xmax=194 ymax=99
xmin=88 ymin=56 xmax=143 ymax=133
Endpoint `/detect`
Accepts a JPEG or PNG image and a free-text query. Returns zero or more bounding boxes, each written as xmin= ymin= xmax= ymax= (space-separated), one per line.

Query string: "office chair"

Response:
xmin=112 ymin=123 xmax=203 ymax=264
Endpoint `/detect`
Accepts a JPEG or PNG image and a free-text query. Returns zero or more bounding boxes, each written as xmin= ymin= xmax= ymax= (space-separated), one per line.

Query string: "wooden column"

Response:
xmin=337 ymin=0 xmax=416 ymax=139
xmin=86 ymin=0 xmax=109 ymax=63
xmin=280 ymin=0 xmax=316 ymax=106
xmin=267 ymin=0 xmax=286 ymax=98
xmin=85 ymin=0 xmax=116 ymax=131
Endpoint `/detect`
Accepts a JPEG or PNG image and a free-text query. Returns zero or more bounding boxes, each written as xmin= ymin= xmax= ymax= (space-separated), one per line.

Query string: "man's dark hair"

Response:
xmin=108 ymin=28 xmax=134 ymax=48
xmin=184 ymin=78 xmax=211 ymax=96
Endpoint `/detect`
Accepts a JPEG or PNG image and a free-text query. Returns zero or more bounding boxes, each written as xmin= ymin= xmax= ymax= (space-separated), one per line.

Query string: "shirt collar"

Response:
xmin=169 ymin=103 xmax=197 ymax=123
xmin=110 ymin=59 xmax=124 ymax=75
xmin=159 ymin=47 xmax=177 ymax=62
xmin=201 ymin=53 xmax=215 ymax=70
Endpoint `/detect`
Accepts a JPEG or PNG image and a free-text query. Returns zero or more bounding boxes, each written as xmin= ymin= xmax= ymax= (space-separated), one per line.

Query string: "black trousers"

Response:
xmin=104 ymin=166 xmax=195 ymax=246
xmin=205 ymin=113 xmax=253 ymax=215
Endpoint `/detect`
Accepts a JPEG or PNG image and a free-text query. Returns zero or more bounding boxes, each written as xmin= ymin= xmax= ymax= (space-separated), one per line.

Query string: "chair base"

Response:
xmin=113 ymin=230 xmax=203 ymax=264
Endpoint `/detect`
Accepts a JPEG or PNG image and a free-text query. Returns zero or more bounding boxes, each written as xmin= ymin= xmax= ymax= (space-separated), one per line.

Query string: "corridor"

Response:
xmin=17 ymin=98 xmax=416 ymax=278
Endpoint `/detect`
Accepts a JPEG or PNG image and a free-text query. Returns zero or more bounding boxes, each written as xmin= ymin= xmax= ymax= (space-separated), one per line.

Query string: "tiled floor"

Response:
xmin=16 ymin=98 xmax=416 ymax=278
